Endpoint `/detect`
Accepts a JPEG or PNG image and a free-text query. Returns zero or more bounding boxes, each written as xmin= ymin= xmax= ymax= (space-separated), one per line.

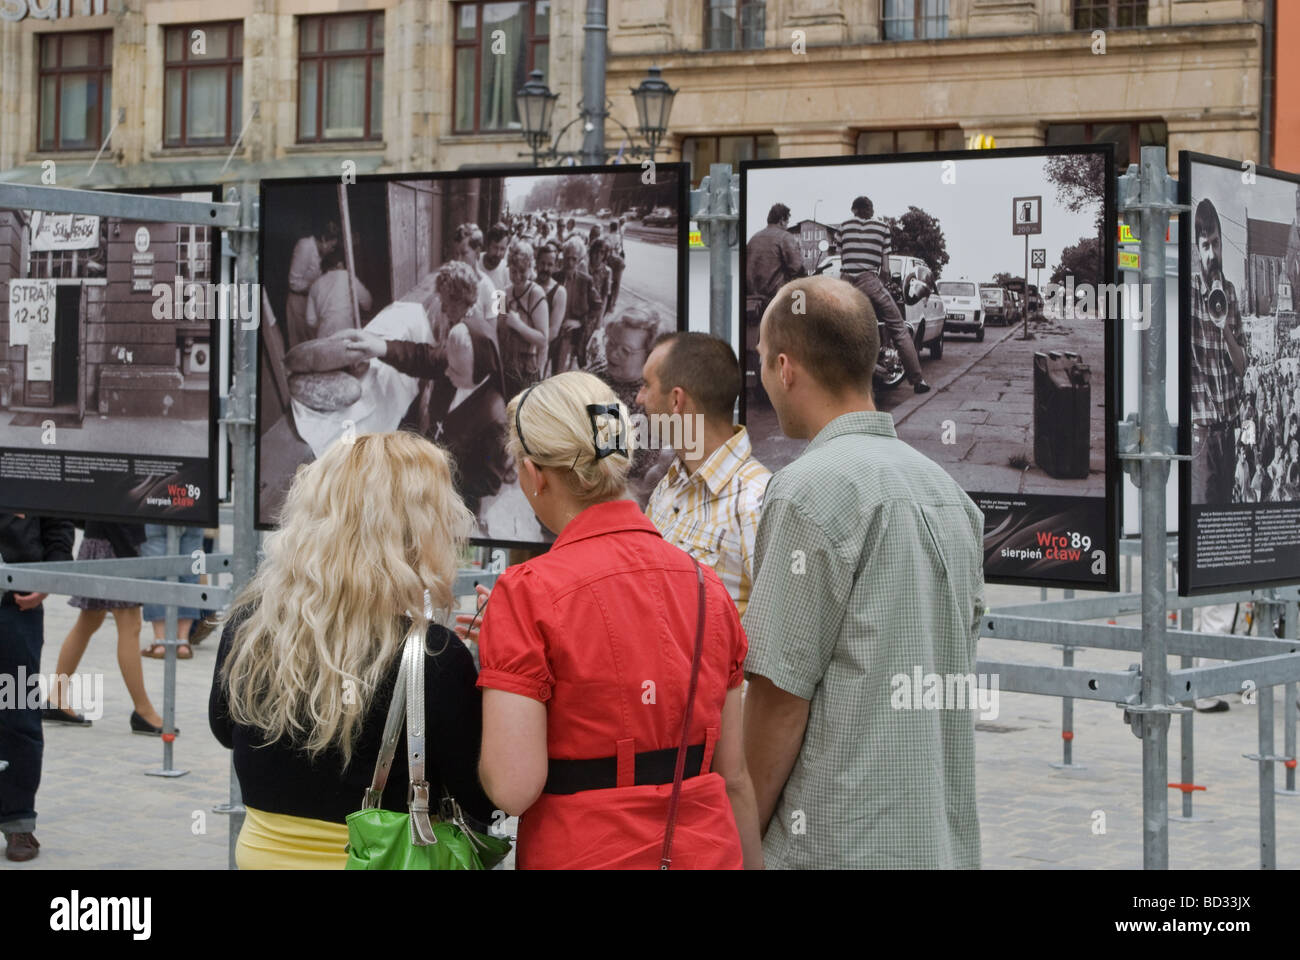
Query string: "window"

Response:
xmin=164 ymin=22 xmax=243 ymax=147
xmin=1073 ymin=0 xmax=1148 ymax=29
xmin=1045 ymin=120 xmax=1166 ymax=171
xmin=857 ymin=127 xmax=964 ymax=155
xmin=453 ymin=2 xmax=550 ymax=134
xmin=38 ymin=32 xmax=113 ymax=151
xmin=176 ymin=226 xmax=212 ymax=283
xmin=298 ymin=13 xmax=383 ymax=142
xmin=681 ymin=134 xmax=777 ymax=187
xmin=882 ymin=0 xmax=948 ymax=40
xmin=705 ymin=0 xmax=765 ymax=51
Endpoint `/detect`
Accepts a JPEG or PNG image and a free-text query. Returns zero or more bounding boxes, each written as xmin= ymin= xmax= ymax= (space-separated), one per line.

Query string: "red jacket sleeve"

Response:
xmin=476 ymin=566 xmax=556 ymax=703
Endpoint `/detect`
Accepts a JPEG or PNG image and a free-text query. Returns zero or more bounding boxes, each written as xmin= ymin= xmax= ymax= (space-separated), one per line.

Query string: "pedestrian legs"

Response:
xmin=0 ymin=604 xmax=45 ymax=838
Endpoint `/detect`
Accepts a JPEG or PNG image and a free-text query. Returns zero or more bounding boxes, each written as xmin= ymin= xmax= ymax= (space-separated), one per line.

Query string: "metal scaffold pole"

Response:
xmin=691 ymin=163 xmax=739 ymax=344
xmin=1115 ymin=146 xmax=1191 ymax=869
xmin=216 ymin=181 xmax=260 ymax=867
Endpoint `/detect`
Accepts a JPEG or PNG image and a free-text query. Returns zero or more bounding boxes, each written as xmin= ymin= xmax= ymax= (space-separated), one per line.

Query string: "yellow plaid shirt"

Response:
xmin=646 ymin=426 xmax=771 ymax=615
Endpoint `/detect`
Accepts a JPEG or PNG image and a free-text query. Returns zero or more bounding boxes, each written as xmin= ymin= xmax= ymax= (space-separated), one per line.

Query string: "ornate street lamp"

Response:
xmin=515 ymin=65 xmax=677 ymax=167
xmin=515 ymin=70 xmax=560 ymax=167
xmin=630 ymin=66 xmax=677 ymax=161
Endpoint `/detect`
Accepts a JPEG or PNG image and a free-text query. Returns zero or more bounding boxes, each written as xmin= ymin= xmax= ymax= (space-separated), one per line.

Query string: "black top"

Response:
xmin=209 ymin=613 xmax=495 ymax=830
xmin=0 ymin=513 xmax=75 ymax=607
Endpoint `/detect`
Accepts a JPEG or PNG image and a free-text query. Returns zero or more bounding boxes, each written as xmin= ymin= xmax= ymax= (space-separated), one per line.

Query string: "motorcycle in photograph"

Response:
xmin=813 ymin=255 xmax=932 ymax=392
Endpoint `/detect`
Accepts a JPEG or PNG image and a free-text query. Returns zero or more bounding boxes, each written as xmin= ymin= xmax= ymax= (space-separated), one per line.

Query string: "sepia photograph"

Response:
xmin=0 ymin=190 xmax=218 ymax=523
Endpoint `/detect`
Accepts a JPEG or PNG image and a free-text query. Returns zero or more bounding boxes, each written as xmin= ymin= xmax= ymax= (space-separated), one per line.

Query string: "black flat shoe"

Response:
xmin=129 ymin=711 xmax=178 ymax=737
xmin=41 ymin=706 xmax=92 ymax=726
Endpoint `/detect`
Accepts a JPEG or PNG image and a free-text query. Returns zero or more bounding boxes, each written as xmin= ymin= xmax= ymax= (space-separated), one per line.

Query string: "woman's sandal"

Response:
xmin=141 ymin=643 xmax=193 ymax=660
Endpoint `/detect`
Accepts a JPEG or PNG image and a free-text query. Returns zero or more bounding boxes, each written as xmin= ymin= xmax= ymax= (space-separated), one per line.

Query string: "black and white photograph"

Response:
xmin=255 ymin=165 xmax=688 ymax=545
xmin=0 ymin=190 xmax=219 ymax=524
xmin=742 ymin=146 xmax=1118 ymax=588
xmin=1180 ymin=152 xmax=1300 ymax=594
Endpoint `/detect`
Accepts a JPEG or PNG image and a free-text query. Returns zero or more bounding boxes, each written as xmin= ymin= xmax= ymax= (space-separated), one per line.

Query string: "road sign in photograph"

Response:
xmin=1013 ymin=195 xmax=1042 ymax=235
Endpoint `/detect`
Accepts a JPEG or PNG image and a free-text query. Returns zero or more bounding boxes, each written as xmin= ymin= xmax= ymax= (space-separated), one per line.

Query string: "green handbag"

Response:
xmin=345 ymin=625 xmax=511 ymax=870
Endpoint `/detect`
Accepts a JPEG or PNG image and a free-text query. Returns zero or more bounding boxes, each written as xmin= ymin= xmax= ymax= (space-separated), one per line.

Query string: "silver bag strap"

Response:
xmin=362 ymin=625 xmax=414 ymax=809
xmin=361 ymin=623 xmax=438 ymax=846
xmin=405 ymin=626 xmax=437 ymax=846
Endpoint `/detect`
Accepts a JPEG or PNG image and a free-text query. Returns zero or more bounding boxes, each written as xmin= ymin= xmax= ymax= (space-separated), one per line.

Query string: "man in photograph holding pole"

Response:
xmin=1189 ymin=197 xmax=1246 ymax=504
xmin=741 ymin=275 xmax=983 ymax=868
xmin=839 ymin=196 xmax=931 ymax=395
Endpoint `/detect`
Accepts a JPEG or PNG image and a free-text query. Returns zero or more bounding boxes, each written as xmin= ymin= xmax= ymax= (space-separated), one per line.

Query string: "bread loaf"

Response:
xmin=289 ymin=370 xmax=363 ymax=412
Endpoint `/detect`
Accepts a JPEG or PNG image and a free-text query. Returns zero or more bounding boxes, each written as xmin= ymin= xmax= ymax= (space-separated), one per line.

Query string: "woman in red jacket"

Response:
xmin=474 ymin=371 xmax=763 ymax=869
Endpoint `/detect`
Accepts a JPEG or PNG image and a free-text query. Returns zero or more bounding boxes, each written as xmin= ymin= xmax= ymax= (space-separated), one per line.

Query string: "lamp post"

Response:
xmin=630 ymin=66 xmax=676 ymax=162
xmin=515 ymin=70 xmax=559 ymax=168
xmin=514 ymin=65 xmax=677 ymax=167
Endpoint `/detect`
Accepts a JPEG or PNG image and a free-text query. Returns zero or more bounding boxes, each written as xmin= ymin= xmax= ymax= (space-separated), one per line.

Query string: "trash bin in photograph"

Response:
xmin=1033 ymin=350 xmax=1091 ymax=479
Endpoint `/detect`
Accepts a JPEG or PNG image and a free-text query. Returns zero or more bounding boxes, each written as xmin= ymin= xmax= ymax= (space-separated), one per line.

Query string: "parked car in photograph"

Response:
xmin=938 ymin=279 xmax=984 ymax=342
xmin=980 ymin=285 xmax=1011 ymax=326
xmin=596 ymin=207 xmax=612 ymax=218
xmin=643 ymin=206 xmax=678 ymax=227
xmin=1006 ymin=289 xmax=1023 ymax=326
xmin=571 ymin=208 xmax=588 ymax=216
xmin=812 ymin=252 xmax=947 ymax=381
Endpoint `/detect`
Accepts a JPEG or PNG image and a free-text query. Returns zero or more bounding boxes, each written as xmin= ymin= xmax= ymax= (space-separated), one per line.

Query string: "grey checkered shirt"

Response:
xmin=742 ymin=412 xmax=985 ymax=869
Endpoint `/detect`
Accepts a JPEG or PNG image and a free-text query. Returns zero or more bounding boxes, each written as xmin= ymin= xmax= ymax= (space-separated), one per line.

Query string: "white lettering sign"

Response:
xmin=29 ymin=212 xmax=99 ymax=251
xmin=8 ymin=278 xmax=55 ymax=347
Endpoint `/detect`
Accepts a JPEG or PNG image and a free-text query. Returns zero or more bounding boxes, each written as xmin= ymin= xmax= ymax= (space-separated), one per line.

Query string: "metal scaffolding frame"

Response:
xmin=1 ymin=147 xmax=1297 ymax=869
xmin=0 ymin=180 xmax=499 ymax=868
xmin=686 ymin=148 xmax=1300 ymax=869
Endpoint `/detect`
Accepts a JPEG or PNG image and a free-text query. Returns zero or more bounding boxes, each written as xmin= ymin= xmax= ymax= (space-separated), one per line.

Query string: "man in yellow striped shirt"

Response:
xmin=637 ymin=333 xmax=771 ymax=615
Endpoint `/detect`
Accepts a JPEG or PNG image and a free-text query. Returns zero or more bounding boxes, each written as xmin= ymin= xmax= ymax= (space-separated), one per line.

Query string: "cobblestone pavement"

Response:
xmin=2 ymin=533 xmax=1293 ymax=869
xmin=892 ymin=312 xmax=1107 ymax=499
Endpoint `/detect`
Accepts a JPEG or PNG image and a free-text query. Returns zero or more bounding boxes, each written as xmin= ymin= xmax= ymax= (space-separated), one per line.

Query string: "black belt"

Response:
xmin=544 ymin=744 xmax=706 ymax=795
xmin=1205 ymin=420 xmax=1239 ymax=434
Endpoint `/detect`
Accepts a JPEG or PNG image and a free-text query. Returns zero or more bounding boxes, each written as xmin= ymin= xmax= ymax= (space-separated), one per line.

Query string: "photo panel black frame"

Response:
xmin=0 ymin=184 xmax=222 ymax=527
xmin=1178 ymin=150 xmax=1300 ymax=596
xmin=739 ymin=145 xmax=1120 ymax=591
xmin=254 ymin=161 xmax=691 ymax=549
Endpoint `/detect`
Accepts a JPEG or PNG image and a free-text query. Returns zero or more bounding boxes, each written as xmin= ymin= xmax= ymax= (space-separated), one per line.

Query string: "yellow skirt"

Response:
xmin=236 ymin=805 xmax=350 ymax=870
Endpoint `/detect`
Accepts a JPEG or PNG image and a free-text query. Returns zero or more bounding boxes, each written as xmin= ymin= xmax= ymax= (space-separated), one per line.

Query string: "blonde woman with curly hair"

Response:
xmin=209 ymin=431 xmax=494 ymax=869
xmin=468 ymin=371 xmax=763 ymax=869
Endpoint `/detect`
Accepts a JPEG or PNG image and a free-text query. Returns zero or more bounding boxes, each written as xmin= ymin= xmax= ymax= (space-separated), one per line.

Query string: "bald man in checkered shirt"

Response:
xmin=637 ymin=332 xmax=771 ymax=615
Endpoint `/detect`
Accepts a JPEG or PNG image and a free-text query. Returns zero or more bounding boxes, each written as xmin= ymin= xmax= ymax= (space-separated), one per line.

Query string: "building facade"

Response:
xmin=0 ymin=0 xmax=1286 ymax=191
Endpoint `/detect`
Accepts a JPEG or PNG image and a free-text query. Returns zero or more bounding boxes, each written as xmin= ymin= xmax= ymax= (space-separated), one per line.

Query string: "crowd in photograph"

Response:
xmin=277 ymin=201 xmax=666 ymax=516
xmin=1234 ymin=348 xmax=1300 ymax=503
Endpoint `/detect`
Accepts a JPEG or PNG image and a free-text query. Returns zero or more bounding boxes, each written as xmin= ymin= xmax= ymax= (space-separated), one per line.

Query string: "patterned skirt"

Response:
xmin=68 ymin=537 xmax=142 ymax=610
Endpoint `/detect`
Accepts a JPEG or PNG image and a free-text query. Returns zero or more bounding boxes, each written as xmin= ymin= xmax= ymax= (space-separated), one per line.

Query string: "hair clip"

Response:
xmin=515 ymin=383 xmax=539 ymax=457
xmin=586 ymin=403 xmax=629 ymax=461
